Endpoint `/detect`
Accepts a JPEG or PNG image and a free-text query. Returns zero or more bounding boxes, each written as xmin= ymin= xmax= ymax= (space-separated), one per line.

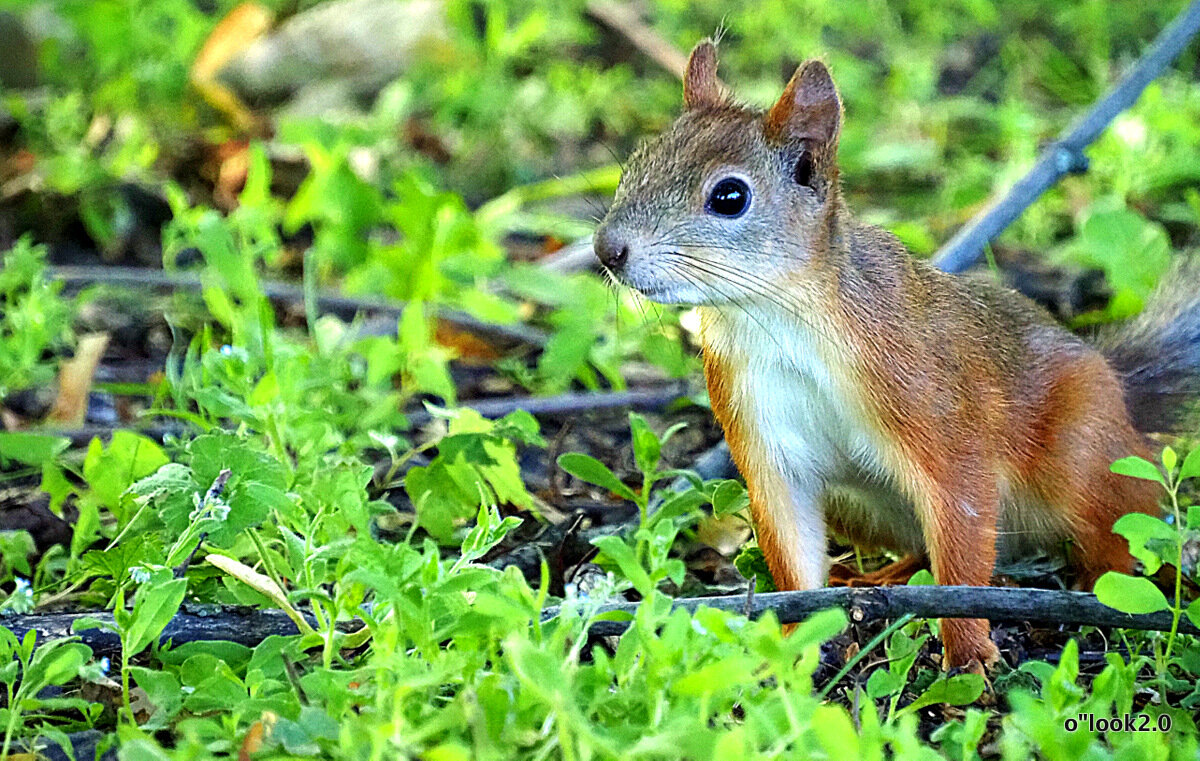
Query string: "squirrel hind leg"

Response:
xmin=1014 ymin=352 xmax=1162 ymax=589
xmin=1067 ymin=475 xmax=1158 ymax=589
xmin=907 ymin=470 xmax=1002 ymax=669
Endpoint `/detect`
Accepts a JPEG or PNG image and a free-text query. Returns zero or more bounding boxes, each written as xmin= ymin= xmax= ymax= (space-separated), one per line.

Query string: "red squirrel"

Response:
xmin=593 ymin=39 xmax=1200 ymax=671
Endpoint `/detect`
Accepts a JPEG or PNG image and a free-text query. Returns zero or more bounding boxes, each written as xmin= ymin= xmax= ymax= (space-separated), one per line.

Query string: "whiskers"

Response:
xmin=599 ymin=261 xmax=666 ymax=338
xmin=655 ymin=250 xmax=840 ymax=349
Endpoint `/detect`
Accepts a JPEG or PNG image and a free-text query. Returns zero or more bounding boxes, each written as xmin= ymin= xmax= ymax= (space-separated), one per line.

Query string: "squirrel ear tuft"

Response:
xmin=683 ymin=40 xmax=724 ymax=110
xmin=765 ymin=59 xmax=842 ymax=148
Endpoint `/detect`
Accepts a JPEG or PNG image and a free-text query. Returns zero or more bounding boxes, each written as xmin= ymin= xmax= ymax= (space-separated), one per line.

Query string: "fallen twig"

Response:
xmin=11 ymin=586 xmax=1188 ymax=658
xmin=933 ymin=0 xmax=1200 ymax=273
xmin=406 ymin=382 xmax=693 ymax=427
xmin=49 ymin=265 xmax=548 ymax=349
xmin=585 ymin=1 xmax=689 ymax=80
xmin=0 ymin=605 xmax=317 ymax=658
xmin=543 ymin=585 xmax=1200 ymax=637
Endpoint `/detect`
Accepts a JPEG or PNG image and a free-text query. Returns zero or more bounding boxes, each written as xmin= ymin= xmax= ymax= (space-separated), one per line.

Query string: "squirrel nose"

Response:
xmin=594 ymin=227 xmax=630 ymax=271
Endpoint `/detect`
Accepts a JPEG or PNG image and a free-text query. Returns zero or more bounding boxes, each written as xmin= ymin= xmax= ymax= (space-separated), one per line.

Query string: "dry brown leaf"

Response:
xmin=46 ymin=332 xmax=110 ymax=427
xmin=434 ymin=321 xmax=500 ymax=363
xmin=191 ymin=3 xmax=274 ymax=131
xmin=694 ymin=511 xmax=751 ymax=556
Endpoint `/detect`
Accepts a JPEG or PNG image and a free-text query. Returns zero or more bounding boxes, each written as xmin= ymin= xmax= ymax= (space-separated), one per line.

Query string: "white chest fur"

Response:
xmin=702 ymin=306 xmax=928 ymax=574
xmin=702 ymin=307 xmax=884 ymax=485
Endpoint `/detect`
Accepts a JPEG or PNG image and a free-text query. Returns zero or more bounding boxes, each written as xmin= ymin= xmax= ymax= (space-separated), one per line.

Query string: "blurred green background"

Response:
xmin=1 ymin=0 xmax=1197 ymax=318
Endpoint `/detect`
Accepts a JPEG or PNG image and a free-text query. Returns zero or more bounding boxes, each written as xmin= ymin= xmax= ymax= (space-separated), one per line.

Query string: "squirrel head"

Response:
xmin=595 ymin=39 xmax=844 ymax=305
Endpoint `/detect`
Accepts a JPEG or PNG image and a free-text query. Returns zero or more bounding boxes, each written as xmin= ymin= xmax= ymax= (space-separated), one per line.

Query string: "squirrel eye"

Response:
xmin=795 ymin=150 xmax=814 ymax=187
xmin=706 ymin=178 xmax=751 ymax=218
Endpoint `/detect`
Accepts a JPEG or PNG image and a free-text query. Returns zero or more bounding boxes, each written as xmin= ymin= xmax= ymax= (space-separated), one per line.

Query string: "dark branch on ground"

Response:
xmin=48 ymin=265 xmax=548 ymax=349
xmin=7 ymin=586 xmax=1193 ymax=657
xmin=543 ymin=585 xmax=1200 ymax=637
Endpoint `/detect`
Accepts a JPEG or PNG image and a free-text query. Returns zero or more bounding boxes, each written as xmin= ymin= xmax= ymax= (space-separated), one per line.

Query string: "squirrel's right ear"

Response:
xmin=683 ymin=40 xmax=724 ymax=110
xmin=764 ymin=60 xmax=842 ymax=149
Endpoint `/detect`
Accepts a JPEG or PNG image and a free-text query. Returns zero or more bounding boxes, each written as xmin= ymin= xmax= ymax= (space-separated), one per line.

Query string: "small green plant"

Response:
xmin=0 ymin=630 xmax=96 ymax=758
xmin=558 ymin=414 xmax=703 ymax=596
xmin=0 ymin=238 xmax=74 ymax=399
xmin=1101 ymin=445 xmax=1200 ymax=674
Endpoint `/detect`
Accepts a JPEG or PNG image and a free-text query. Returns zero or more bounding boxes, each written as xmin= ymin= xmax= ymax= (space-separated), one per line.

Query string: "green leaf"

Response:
xmin=186 ymin=433 xmax=291 ymax=544
xmin=557 ymin=453 xmax=637 ymax=502
xmin=903 ymin=674 xmax=985 ymax=713
xmin=1187 ymin=599 xmax=1200 ymax=630
xmin=1093 ymin=572 xmax=1169 ymax=615
xmin=671 ymin=655 xmax=757 ymax=696
xmin=908 ymin=569 xmax=935 ymax=586
xmin=82 ymin=431 xmax=169 ymax=514
xmin=629 ymin=413 xmax=661 ymax=478
xmin=1109 ymin=456 xmax=1166 ymax=486
xmin=592 ymin=535 xmax=652 ymax=595
xmin=1066 ymin=204 xmax=1171 ymax=319
xmin=710 ymin=480 xmax=749 ymax=516
xmin=866 ymin=667 xmax=902 ymax=698
xmin=1161 ymin=446 xmax=1178 ymax=475
xmin=129 ymin=666 xmax=183 ymax=728
xmin=1111 ymin=512 xmax=1175 ymax=574
xmin=460 ymin=504 xmax=523 ymax=563
xmin=1180 ymin=447 xmax=1200 ymax=483
xmin=0 ymin=432 xmax=70 ymax=467
xmin=734 ymin=546 xmax=776 ymax=592
xmin=789 ymin=607 xmax=849 ymax=649
xmin=23 ymin=640 xmax=91 ymax=694
xmin=407 ymin=461 xmax=477 ymax=543
xmin=125 ymin=577 xmax=188 ymax=655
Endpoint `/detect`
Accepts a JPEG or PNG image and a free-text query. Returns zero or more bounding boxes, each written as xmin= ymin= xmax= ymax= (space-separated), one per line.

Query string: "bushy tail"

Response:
xmin=1100 ymin=255 xmax=1200 ymax=434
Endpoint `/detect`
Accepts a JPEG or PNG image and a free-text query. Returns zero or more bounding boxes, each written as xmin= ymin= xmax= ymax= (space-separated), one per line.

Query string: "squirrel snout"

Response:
xmin=593 ymin=227 xmax=629 ymax=271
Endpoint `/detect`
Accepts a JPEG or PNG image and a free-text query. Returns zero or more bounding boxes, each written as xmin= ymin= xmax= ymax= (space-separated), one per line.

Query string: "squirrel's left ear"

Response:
xmin=683 ymin=40 xmax=725 ymax=110
xmin=764 ymin=60 xmax=842 ymax=149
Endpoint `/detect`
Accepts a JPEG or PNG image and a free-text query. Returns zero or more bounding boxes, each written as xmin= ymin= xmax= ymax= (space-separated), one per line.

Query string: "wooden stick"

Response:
xmin=1 ymin=606 xmax=313 ymax=658
xmin=585 ymin=1 xmax=689 ymax=80
xmin=10 ymin=585 xmax=1191 ymax=657
xmin=48 ymin=265 xmax=548 ymax=348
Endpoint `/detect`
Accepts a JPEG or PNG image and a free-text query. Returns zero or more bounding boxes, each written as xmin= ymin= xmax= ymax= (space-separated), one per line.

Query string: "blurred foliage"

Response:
xmin=0 ymin=239 xmax=74 ymax=398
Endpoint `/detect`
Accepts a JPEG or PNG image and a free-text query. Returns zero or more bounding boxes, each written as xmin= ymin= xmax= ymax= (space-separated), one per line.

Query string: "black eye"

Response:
xmin=795 ymin=150 xmax=814 ymax=187
xmin=706 ymin=178 xmax=751 ymax=217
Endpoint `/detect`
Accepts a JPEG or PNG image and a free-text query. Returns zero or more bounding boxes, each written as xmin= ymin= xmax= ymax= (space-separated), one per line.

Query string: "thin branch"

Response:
xmin=933 ymin=0 xmax=1200 ymax=273
xmin=15 ymin=586 xmax=1188 ymax=658
xmin=48 ymin=266 xmax=548 ymax=348
xmin=2 ymin=606 xmax=317 ymax=658
xmin=585 ymin=1 xmax=689 ymax=80
xmin=45 ymin=383 xmax=692 ymax=448
xmin=405 ymin=382 xmax=692 ymax=427
xmin=544 ymin=585 xmax=1200 ymax=637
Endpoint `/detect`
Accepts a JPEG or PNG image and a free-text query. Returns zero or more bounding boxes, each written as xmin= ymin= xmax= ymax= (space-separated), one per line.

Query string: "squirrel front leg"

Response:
xmin=743 ymin=467 xmax=829 ymax=592
xmin=704 ymin=348 xmax=828 ymax=591
xmin=909 ymin=466 xmax=1002 ymax=670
